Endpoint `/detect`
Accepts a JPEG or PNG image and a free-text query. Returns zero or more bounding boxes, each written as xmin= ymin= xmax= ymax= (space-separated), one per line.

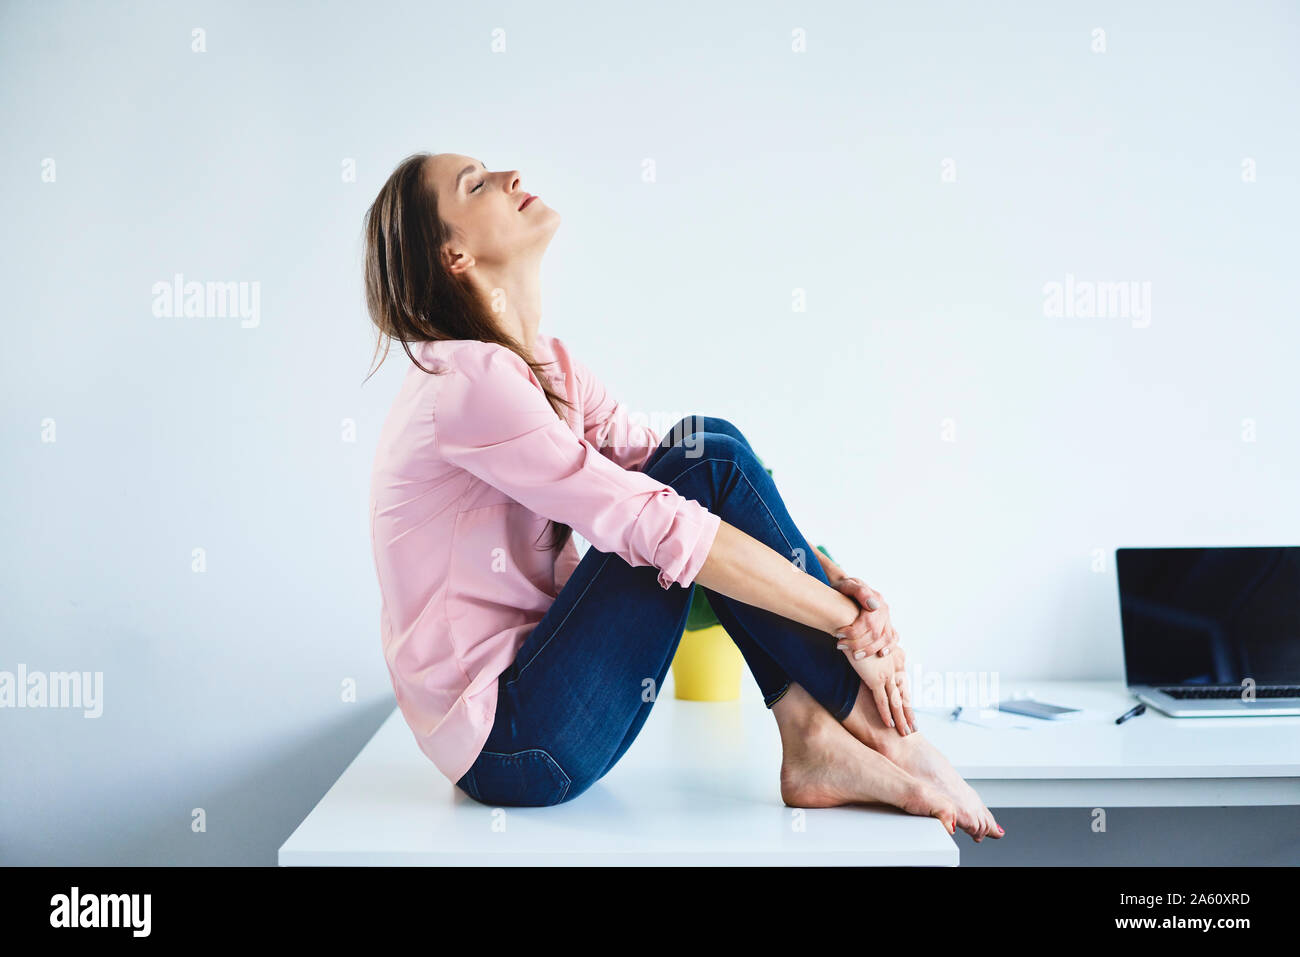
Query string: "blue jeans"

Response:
xmin=455 ymin=415 xmax=860 ymax=807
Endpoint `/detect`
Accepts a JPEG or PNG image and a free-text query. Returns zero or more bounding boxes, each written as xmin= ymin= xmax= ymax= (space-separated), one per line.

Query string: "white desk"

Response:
xmin=279 ymin=672 xmax=958 ymax=866
xmin=921 ymin=680 xmax=1300 ymax=808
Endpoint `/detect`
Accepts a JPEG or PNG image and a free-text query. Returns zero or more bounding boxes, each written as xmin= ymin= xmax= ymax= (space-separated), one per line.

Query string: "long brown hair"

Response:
xmin=362 ymin=151 xmax=574 ymax=554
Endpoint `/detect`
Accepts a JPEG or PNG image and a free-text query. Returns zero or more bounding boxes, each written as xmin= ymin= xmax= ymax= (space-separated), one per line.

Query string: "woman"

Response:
xmin=363 ymin=151 xmax=1003 ymax=841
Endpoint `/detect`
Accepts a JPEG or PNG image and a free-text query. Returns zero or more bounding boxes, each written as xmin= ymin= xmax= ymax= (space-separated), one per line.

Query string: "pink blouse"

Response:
xmin=368 ymin=334 xmax=722 ymax=785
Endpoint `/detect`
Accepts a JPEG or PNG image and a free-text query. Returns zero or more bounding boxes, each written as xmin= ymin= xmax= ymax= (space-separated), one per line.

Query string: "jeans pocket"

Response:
xmin=464 ymin=748 xmax=572 ymax=807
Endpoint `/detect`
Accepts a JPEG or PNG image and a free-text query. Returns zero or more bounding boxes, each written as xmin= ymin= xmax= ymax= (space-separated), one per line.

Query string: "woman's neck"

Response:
xmin=471 ymin=267 xmax=543 ymax=356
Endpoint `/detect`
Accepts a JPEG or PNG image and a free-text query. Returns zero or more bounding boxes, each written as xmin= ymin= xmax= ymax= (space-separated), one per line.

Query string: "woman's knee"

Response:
xmin=648 ymin=434 xmax=759 ymax=510
xmin=663 ymin=414 xmax=743 ymax=446
xmin=703 ymin=430 xmax=750 ymax=461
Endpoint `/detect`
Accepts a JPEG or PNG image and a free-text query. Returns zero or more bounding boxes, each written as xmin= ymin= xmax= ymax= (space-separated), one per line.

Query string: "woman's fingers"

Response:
xmin=869 ymin=680 xmax=894 ymax=728
xmin=835 ymin=576 xmax=879 ymax=604
xmin=860 ymin=632 xmax=892 ymax=658
xmin=841 ymin=618 xmax=888 ymax=657
xmin=836 ymin=613 xmax=891 ymax=657
xmin=888 ymin=676 xmax=911 ymax=735
xmin=841 ymin=633 xmax=889 ymax=660
xmin=834 ymin=608 xmax=875 ymax=652
xmin=895 ymin=667 xmax=917 ymax=732
xmin=831 ymin=583 xmax=892 ymax=652
xmin=832 ymin=579 xmax=880 ymax=621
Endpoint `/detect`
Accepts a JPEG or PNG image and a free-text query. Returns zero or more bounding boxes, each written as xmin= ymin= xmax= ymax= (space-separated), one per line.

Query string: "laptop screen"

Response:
xmin=1117 ymin=546 xmax=1300 ymax=687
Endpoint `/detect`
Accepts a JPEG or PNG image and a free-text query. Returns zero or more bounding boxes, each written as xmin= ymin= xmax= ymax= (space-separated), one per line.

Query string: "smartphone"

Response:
xmin=997 ymin=699 xmax=1081 ymax=720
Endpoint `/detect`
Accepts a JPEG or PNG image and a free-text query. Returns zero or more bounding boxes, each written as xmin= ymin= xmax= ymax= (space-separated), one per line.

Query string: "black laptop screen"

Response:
xmin=1117 ymin=547 xmax=1300 ymax=687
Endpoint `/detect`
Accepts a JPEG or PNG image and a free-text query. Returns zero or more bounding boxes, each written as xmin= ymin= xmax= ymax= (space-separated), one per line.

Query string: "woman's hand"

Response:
xmin=888 ymin=643 xmax=916 ymax=734
xmin=812 ymin=550 xmax=900 ymax=658
xmin=830 ymin=577 xmax=900 ymax=659
xmin=848 ymin=644 xmax=913 ymax=735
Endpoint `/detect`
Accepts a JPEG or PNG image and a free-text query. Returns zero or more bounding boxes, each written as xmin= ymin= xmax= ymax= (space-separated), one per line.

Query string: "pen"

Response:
xmin=1115 ymin=703 xmax=1146 ymax=725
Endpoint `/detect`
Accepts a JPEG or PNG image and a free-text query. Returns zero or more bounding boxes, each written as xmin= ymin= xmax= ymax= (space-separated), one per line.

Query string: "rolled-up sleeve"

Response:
xmin=435 ymin=344 xmax=720 ymax=590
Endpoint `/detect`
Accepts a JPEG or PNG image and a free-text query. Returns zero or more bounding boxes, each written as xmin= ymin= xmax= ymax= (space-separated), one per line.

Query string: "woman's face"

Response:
xmin=425 ymin=152 xmax=559 ymax=275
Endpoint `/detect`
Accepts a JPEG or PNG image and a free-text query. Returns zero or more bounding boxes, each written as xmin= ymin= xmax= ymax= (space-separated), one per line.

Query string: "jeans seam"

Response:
xmin=659 ymin=456 xmax=798 ymax=561
xmin=765 ymin=681 xmax=792 ymax=708
xmin=552 ymin=753 xmax=572 ymax=802
xmin=507 ymin=553 xmax=614 ymax=686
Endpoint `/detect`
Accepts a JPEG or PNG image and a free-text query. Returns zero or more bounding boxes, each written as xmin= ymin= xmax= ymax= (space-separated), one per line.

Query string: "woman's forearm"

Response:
xmin=692 ymin=519 xmax=860 ymax=637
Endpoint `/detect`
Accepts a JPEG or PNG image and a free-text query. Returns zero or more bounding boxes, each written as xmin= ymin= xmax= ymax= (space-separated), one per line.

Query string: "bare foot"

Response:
xmin=879 ymin=727 xmax=1003 ymax=840
xmin=776 ymin=692 xmax=958 ymax=836
xmin=842 ymin=684 xmax=1004 ymax=840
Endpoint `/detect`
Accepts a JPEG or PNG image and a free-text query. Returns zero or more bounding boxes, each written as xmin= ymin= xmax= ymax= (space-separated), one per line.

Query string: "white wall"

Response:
xmin=2 ymin=0 xmax=1297 ymax=863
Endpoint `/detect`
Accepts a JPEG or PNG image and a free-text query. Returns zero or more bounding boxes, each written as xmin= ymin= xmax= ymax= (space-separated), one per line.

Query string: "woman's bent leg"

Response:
xmin=641 ymin=424 xmax=862 ymax=725
xmin=640 ymin=416 xmax=794 ymax=707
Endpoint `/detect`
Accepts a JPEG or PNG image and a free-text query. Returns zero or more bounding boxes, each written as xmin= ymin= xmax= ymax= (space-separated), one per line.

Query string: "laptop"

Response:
xmin=1117 ymin=546 xmax=1300 ymax=717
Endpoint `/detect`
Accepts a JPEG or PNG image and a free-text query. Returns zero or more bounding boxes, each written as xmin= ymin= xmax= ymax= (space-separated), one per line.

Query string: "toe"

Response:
xmin=933 ymin=797 xmax=957 ymax=836
xmin=982 ymin=811 xmax=996 ymax=837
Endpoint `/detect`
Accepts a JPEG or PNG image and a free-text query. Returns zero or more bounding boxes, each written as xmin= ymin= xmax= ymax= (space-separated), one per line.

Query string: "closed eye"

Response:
xmin=471 ymin=180 xmax=485 ymax=193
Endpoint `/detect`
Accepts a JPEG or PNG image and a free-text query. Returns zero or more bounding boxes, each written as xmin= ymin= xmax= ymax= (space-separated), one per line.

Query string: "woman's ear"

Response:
xmin=442 ymin=242 xmax=474 ymax=276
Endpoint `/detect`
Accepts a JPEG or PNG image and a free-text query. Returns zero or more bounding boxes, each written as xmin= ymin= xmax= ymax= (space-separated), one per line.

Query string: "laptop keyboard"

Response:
xmin=1158 ymin=686 xmax=1300 ymax=699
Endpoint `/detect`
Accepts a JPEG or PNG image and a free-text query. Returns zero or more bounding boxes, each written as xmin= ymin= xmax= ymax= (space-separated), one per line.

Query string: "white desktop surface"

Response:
xmin=921 ymin=680 xmax=1300 ymax=807
xmin=279 ymin=672 xmax=958 ymax=867
xmin=280 ymin=676 xmax=1300 ymax=866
